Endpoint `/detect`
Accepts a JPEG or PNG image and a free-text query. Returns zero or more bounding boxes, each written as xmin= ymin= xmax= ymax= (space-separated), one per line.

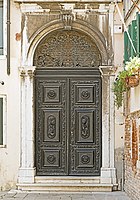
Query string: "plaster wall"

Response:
xmin=0 ymin=0 xmax=21 ymax=190
xmin=113 ymin=3 xmax=125 ymax=190
xmin=0 ymin=0 xmax=119 ymax=190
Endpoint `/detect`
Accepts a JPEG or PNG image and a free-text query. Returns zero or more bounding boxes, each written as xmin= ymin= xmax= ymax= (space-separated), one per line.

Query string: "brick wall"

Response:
xmin=124 ymin=111 xmax=140 ymax=200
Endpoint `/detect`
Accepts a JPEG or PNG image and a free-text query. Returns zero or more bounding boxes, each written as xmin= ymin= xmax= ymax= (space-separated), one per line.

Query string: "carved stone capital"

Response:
xmin=19 ymin=66 xmax=36 ymax=79
xmin=99 ymin=66 xmax=117 ymax=77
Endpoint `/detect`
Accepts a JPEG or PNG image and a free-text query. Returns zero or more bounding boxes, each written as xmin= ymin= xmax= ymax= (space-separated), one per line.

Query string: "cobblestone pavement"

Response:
xmin=0 ymin=191 xmax=131 ymax=200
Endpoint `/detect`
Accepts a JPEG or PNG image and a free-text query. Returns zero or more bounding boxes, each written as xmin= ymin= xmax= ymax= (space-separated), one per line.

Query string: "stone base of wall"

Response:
xmin=115 ymin=147 xmax=124 ymax=190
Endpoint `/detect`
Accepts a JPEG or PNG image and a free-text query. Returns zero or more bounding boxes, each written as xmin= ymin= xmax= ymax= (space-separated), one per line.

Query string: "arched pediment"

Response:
xmin=27 ymin=19 xmax=108 ymax=66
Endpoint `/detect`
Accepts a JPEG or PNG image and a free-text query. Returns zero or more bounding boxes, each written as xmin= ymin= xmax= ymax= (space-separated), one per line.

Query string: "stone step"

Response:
xmin=17 ymin=177 xmax=113 ymax=192
xmin=17 ymin=183 xmax=113 ymax=192
xmin=35 ymin=176 xmax=100 ymax=184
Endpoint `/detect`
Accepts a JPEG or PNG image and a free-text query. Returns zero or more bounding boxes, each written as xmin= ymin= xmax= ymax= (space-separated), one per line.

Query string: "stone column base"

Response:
xmin=18 ymin=167 xmax=36 ymax=183
xmin=100 ymin=167 xmax=117 ymax=184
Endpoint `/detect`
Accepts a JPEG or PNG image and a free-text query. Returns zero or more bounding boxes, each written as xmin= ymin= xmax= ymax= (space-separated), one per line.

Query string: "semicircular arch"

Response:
xmin=27 ymin=19 xmax=108 ymax=66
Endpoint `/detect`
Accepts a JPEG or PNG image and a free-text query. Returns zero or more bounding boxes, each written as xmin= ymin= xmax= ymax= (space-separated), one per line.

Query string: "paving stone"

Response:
xmin=0 ymin=192 xmax=131 ymax=200
xmin=14 ymin=193 xmax=28 ymax=198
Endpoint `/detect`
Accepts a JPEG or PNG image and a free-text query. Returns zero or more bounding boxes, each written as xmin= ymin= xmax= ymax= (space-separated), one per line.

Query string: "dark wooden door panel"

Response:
xmin=69 ymin=78 xmax=101 ymax=175
xmin=35 ymin=70 xmax=102 ymax=176
xmin=35 ymin=78 xmax=68 ymax=175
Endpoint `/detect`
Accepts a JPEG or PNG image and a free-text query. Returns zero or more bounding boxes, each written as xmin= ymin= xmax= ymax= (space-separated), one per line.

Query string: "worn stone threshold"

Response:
xmin=35 ymin=176 xmax=101 ymax=183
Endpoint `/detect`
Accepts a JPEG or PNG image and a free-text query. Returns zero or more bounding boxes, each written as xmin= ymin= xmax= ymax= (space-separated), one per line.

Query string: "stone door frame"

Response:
xmin=18 ymin=20 xmax=117 ymax=186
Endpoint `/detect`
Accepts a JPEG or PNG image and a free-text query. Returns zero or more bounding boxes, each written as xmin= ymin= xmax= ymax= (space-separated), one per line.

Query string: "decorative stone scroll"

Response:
xmin=61 ymin=12 xmax=73 ymax=30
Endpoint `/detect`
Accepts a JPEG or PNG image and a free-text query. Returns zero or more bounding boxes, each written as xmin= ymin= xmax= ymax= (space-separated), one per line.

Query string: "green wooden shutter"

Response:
xmin=124 ymin=24 xmax=131 ymax=63
xmin=0 ymin=98 xmax=3 ymax=145
xmin=124 ymin=31 xmax=129 ymax=62
xmin=136 ymin=13 xmax=140 ymax=57
xmin=131 ymin=20 xmax=137 ymax=57
xmin=128 ymin=24 xmax=131 ymax=59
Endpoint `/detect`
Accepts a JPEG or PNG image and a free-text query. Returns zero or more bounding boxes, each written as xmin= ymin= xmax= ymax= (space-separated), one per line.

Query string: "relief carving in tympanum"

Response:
xmin=34 ymin=31 xmax=101 ymax=68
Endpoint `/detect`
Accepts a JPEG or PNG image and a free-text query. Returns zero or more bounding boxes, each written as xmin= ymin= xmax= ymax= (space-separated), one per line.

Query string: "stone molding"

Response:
xmin=18 ymin=66 xmax=36 ymax=184
xmin=14 ymin=0 xmax=114 ymax=3
xmin=18 ymin=16 xmax=116 ymax=187
xmin=100 ymin=65 xmax=117 ymax=184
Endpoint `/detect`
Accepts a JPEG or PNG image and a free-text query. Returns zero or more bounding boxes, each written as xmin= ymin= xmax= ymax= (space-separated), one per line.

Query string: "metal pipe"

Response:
xmin=7 ymin=0 xmax=10 ymax=75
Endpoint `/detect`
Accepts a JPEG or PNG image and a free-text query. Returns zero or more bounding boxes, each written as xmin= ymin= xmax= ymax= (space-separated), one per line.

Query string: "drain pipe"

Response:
xmin=121 ymin=152 xmax=125 ymax=191
xmin=7 ymin=0 xmax=10 ymax=75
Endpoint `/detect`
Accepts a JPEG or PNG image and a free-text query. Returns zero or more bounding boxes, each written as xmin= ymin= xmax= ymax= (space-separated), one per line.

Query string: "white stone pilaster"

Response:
xmin=18 ymin=66 xmax=36 ymax=184
xmin=99 ymin=66 xmax=117 ymax=185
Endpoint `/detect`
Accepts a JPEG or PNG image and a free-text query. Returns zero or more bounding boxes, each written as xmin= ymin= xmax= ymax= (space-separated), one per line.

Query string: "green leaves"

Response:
xmin=113 ymin=57 xmax=140 ymax=109
xmin=113 ymin=71 xmax=129 ymax=109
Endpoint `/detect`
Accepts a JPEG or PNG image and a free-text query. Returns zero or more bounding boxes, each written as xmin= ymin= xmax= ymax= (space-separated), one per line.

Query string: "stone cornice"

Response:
xmin=14 ymin=0 xmax=115 ymax=3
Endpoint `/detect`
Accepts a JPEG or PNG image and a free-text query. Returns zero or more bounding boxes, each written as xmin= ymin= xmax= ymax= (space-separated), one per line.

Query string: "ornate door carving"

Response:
xmin=35 ymin=69 xmax=102 ymax=176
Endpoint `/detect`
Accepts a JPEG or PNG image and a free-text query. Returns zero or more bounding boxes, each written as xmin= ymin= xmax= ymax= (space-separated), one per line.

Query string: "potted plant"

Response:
xmin=125 ymin=57 xmax=140 ymax=87
xmin=113 ymin=57 xmax=140 ymax=109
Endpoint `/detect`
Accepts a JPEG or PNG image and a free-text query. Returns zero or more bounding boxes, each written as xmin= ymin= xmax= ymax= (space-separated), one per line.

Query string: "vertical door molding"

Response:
xmin=99 ymin=66 xmax=117 ymax=185
xmin=18 ymin=66 xmax=36 ymax=184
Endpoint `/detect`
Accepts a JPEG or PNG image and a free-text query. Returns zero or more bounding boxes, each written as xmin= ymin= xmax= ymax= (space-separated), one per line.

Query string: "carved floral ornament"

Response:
xmin=33 ymin=30 xmax=102 ymax=68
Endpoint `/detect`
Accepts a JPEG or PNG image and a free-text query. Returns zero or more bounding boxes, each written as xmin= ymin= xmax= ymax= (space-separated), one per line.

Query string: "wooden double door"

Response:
xmin=35 ymin=68 xmax=102 ymax=176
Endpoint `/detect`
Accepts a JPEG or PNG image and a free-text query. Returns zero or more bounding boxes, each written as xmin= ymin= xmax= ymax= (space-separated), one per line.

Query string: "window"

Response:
xmin=124 ymin=13 xmax=140 ymax=63
xmin=124 ymin=0 xmax=133 ymax=16
xmin=0 ymin=95 xmax=6 ymax=147
xmin=0 ymin=0 xmax=3 ymax=55
xmin=137 ymin=12 xmax=140 ymax=57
